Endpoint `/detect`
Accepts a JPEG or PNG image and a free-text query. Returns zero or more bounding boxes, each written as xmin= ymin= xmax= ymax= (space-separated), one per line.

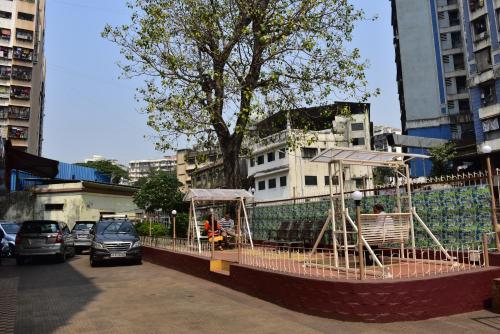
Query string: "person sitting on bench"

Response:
xmin=204 ymin=214 xmax=223 ymax=250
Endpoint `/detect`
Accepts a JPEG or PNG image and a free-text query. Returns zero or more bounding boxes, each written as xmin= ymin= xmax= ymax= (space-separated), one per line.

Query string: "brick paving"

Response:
xmin=0 ymin=255 xmax=499 ymax=333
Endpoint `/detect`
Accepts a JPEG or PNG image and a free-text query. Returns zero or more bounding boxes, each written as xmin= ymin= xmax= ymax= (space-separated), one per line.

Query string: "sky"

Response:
xmin=42 ymin=0 xmax=400 ymax=165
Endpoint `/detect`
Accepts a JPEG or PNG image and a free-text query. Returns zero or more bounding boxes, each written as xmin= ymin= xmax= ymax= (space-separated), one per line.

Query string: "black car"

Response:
xmin=89 ymin=219 xmax=142 ymax=267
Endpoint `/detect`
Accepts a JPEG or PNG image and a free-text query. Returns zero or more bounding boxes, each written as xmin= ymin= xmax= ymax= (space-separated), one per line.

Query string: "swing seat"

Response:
xmin=208 ymin=235 xmax=224 ymax=243
xmin=360 ymin=213 xmax=411 ymax=245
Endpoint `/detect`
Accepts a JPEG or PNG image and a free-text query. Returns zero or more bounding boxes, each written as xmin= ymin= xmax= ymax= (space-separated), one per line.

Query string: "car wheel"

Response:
xmin=69 ymin=247 xmax=76 ymax=258
xmin=134 ymin=258 xmax=142 ymax=265
xmin=90 ymin=255 xmax=99 ymax=267
xmin=9 ymin=244 xmax=15 ymax=257
xmin=16 ymin=256 xmax=25 ymax=265
xmin=57 ymin=251 xmax=66 ymax=263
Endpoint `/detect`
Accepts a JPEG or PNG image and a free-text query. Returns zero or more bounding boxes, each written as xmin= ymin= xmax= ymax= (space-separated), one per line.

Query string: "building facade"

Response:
xmin=391 ymin=0 xmax=478 ymax=175
xmin=373 ymin=125 xmax=403 ymax=153
xmin=0 ymin=0 xmax=45 ymax=155
xmin=248 ymin=103 xmax=373 ymax=201
xmin=176 ymin=149 xmax=220 ymax=192
xmin=128 ymin=156 xmax=176 ymax=183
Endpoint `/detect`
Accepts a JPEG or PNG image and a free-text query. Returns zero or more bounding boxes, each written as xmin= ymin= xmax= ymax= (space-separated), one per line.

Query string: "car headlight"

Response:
xmin=132 ymin=240 xmax=141 ymax=248
xmin=92 ymin=241 xmax=104 ymax=249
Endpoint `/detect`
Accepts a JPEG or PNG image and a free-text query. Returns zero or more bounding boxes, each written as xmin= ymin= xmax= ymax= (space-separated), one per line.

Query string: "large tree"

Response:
xmin=103 ymin=0 xmax=373 ymax=188
xmin=133 ymin=170 xmax=184 ymax=212
xmin=429 ymin=143 xmax=457 ymax=177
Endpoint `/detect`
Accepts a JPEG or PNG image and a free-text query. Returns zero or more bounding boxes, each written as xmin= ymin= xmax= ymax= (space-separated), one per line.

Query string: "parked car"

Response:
xmin=71 ymin=221 xmax=96 ymax=254
xmin=89 ymin=219 xmax=142 ymax=267
xmin=0 ymin=220 xmax=20 ymax=257
xmin=15 ymin=220 xmax=75 ymax=265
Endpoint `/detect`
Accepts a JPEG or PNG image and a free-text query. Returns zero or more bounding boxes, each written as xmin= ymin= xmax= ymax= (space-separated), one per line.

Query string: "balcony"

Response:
xmin=10 ymin=85 xmax=30 ymax=100
xmin=12 ymin=65 xmax=31 ymax=81
xmin=0 ymin=86 xmax=9 ymax=99
xmin=0 ymin=106 xmax=30 ymax=120
xmin=479 ymin=104 xmax=500 ymax=119
xmin=8 ymin=126 xmax=28 ymax=140
xmin=15 ymin=28 xmax=33 ymax=43
xmin=0 ymin=46 xmax=12 ymax=60
xmin=13 ymin=47 xmax=32 ymax=62
xmin=0 ymin=66 xmax=11 ymax=80
xmin=0 ymin=28 xmax=10 ymax=41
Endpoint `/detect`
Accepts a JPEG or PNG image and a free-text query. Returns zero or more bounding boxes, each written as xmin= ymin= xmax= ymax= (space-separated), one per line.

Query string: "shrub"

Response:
xmin=135 ymin=221 xmax=167 ymax=237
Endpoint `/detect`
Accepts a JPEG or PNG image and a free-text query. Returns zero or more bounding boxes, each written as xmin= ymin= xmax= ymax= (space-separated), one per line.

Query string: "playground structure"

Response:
xmin=183 ymin=188 xmax=254 ymax=263
xmin=309 ymin=147 xmax=457 ymax=278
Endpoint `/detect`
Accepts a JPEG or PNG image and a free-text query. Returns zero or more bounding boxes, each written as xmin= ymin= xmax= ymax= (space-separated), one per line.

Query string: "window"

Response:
xmin=16 ymin=28 xmax=33 ymax=42
xmin=448 ymin=10 xmax=460 ymax=26
xmin=0 ymin=28 xmax=10 ymax=40
xmin=13 ymin=47 xmax=33 ymax=62
xmin=304 ymin=175 xmax=317 ymax=186
xmin=278 ymin=150 xmax=285 ymax=159
xmin=351 ymin=123 xmax=364 ymax=131
xmin=453 ymin=53 xmax=465 ymax=71
xmin=250 ymin=158 xmax=255 ymax=167
xmin=456 ymin=76 xmax=467 ymax=94
xmin=0 ymin=85 xmax=9 ymax=98
xmin=10 ymin=85 xmax=30 ymax=100
xmin=267 ymin=152 xmax=275 ymax=162
xmin=17 ymin=12 xmax=34 ymax=21
xmin=279 ymin=176 xmax=287 ymax=187
xmin=8 ymin=126 xmax=28 ymax=140
xmin=12 ymin=65 xmax=31 ymax=81
xmin=476 ymin=48 xmax=492 ymax=73
xmin=257 ymin=155 xmax=264 ymax=165
xmin=451 ymin=31 xmax=462 ymax=48
xmin=352 ymin=137 xmax=365 ymax=146
xmin=301 ymin=147 xmax=318 ymax=159
xmin=458 ymin=99 xmax=470 ymax=112
xmin=473 ymin=16 xmax=488 ymax=41
xmin=470 ymin=0 xmax=485 ymax=12
xmin=0 ymin=65 xmax=11 ymax=79
xmin=354 ymin=178 xmax=363 ymax=188
xmin=0 ymin=11 xmax=12 ymax=19
xmin=0 ymin=46 xmax=12 ymax=60
xmin=480 ymin=81 xmax=496 ymax=106
xmin=45 ymin=204 xmax=64 ymax=211
xmin=258 ymin=180 xmax=265 ymax=190
xmin=268 ymin=178 xmax=276 ymax=189
xmin=324 ymin=176 xmax=339 ymax=186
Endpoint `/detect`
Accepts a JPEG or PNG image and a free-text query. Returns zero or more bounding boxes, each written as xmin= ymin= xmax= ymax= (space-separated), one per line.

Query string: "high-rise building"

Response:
xmin=128 ymin=156 xmax=176 ymax=183
xmin=0 ymin=0 xmax=45 ymax=156
xmin=391 ymin=0 xmax=478 ymax=175
xmin=373 ymin=125 xmax=403 ymax=153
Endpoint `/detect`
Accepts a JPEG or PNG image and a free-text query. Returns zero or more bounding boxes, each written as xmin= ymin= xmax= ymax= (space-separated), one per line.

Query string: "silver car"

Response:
xmin=71 ymin=221 xmax=96 ymax=253
xmin=16 ymin=220 xmax=75 ymax=265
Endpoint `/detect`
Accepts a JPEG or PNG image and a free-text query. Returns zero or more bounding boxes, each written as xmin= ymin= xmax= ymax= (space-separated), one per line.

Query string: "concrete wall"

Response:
xmin=396 ymin=0 xmax=443 ymax=122
xmin=35 ymin=192 xmax=140 ymax=229
xmin=0 ymin=191 xmax=35 ymax=221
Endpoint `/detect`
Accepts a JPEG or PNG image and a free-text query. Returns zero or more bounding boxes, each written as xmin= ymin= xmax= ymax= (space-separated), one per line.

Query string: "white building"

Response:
xmin=128 ymin=156 xmax=176 ymax=183
xmin=248 ymin=104 xmax=373 ymax=201
xmin=373 ymin=125 xmax=402 ymax=153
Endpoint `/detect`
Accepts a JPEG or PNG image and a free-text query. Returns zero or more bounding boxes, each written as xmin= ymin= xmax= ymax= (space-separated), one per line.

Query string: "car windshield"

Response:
xmin=73 ymin=223 xmax=95 ymax=231
xmin=21 ymin=221 xmax=58 ymax=233
xmin=96 ymin=221 xmax=136 ymax=235
xmin=1 ymin=223 xmax=20 ymax=234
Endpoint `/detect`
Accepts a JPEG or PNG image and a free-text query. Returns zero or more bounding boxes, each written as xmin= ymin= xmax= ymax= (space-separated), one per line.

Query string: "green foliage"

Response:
xmin=429 ymin=143 xmax=457 ymax=177
xmin=168 ymin=212 xmax=189 ymax=238
xmin=133 ymin=170 xmax=183 ymax=212
xmin=103 ymin=0 xmax=376 ymax=188
xmin=76 ymin=160 xmax=128 ymax=183
xmin=135 ymin=221 xmax=167 ymax=237
xmin=373 ymin=167 xmax=393 ymax=186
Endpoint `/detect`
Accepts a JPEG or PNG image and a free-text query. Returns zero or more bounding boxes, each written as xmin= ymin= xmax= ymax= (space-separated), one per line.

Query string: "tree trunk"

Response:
xmin=221 ymin=139 xmax=241 ymax=189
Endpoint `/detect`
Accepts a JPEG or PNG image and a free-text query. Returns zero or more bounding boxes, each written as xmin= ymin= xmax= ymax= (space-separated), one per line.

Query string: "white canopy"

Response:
xmin=310 ymin=147 xmax=429 ymax=167
xmin=183 ymin=188 xmax=254 ymax=202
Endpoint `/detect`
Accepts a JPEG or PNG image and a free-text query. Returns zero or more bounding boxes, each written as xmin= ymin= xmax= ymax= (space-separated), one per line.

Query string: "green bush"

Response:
xmin=167 ymin=212 xmax=189 ymax=238
xmin=135 ymin=221 xmax=167 ymax=237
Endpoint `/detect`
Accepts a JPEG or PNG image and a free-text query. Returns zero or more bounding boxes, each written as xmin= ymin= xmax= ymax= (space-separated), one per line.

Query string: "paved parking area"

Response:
xmin=1 ymin=255 xmax=500 ymax=334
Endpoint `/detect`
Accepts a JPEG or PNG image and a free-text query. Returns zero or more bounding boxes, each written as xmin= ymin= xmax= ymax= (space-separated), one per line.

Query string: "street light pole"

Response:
xmin=352 ymin=190 xmax=364 ymax=280
xmin=171 ymin=210 xmax=177 ymax=251
xmin=482 ymin=145 xmax=500 ymax=251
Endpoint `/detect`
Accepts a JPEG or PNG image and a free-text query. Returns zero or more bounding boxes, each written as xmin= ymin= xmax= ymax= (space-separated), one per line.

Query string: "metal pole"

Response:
xmin=328 ymin=162 xmax=339 ymax=266
xmin=395 ymin=167 xmax=404 ymax=256
xmin=483 ymin=233 xmax=490 ymax=267
xmin=356 ymin=203 xmax=364 ymax=280
xmin=338 ymin=161 xmax=349 ymax=268
xmin=173 ymin=214 xmax=176 ymax=251
xmin=486 ymin=155 xmax=500 ymax=251
xmin=405 ymin=164 xmax=417 ymax=261
xmin=237 ymin=199 xmax=242 ymax=263
xmin=210 ymin=209 xmax=215 ymax=260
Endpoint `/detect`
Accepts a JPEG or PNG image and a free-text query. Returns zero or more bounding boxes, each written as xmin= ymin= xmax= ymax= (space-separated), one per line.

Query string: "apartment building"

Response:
xmin=248 ymin=103 xmax=373 ymax=201
xmin=128 ymin=156 xmax=176 ymax=183
xmin=391 ymin=0 xmax=477 ymax=175
xmin=373 ymin=125 xmax=402 ymax=153
xmin=176 ymin=149 xmax=221 ymax=192
xmin=0 ymin=0 xmax=45 ymax=155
